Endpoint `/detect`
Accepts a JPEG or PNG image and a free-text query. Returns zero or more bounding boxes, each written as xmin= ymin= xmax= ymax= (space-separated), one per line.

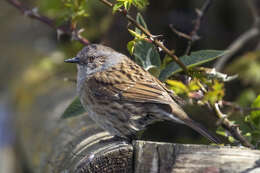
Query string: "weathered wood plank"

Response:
xmin=134 ymin=141 xmax=260 ymax=173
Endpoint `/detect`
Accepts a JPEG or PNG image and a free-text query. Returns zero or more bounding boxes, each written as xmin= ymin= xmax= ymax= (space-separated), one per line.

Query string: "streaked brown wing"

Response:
xmin=153 ymin=77 xmax=186 ymax=106
xmin=114 ymin=81 xmax=173 ymax=104
xmin=87 ymin=61 xmax=173 ymax=105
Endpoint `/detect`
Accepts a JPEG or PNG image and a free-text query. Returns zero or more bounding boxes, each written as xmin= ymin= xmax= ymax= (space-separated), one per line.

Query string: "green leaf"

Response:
xmin=133 ymin=0 xmax=149 ymax=9
xmin=160 ymin=55 xmax=173 ymax=70
xmin=249 ymin=95 xmax=260 ymax=129
xmin=216 ymin=126 xmax=236 ymax=143
xmin=188 ymin=79 xmax=201 ymax=91
xmin=127 ymin=40 xmax=136 ymax=55
xmin=61 ymin=97 xmax=85 ymax=119
xmin=124 ymin=1 xmax=130 ymax=10
xmin=112 ymin=2 xmax=124 ymax=13
xmin=135 ymin=12 xmax=148 ymax=35
xmin=236 ymin=89 xmax=257 ymax=107
xmin=133 ymin=40 xmax=161 ymax=71
xmin=128 ymin=29 xmax=145 ymax=39
xmin=159 ymin=50 xmax=226 ymax=81
xmin=166 ymin=80 xmax=189 ymax=95
xmin=203 ymin=80 xmax=224 ymax=105
xmin=226 ymin=51 xmax=260 ymax=85
xmin=148 ymin=67 xmax=161 ymax=78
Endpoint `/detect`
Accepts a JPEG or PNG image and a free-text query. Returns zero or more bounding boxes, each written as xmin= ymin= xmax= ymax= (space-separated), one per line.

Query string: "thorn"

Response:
xmin=78 ymin=28 xmax=85 ymax=34
xmin=24 ymin=9 xmax=32 ymax=16
xmin=191 ymin=34 xmax=200 ymax=41
xmin=156 ymin=40 xmax=164 ymax=51
xmin=71 ymin=30 xmax=77 ymax=41
xmin=195 ymin=8 xmax=202 ymax=17
xmin=32 ymin=7 xmax=39 ymax=16
xmin=151 ymin=34 xmax=163 ymax=39
xmin=56 ymin=29 xmax=64 ymax=41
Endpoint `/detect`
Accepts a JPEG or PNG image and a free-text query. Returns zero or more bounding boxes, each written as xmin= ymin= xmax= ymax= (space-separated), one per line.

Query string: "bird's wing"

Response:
xmin=153 ymin=77 xmax=186 ymax=106
xmin=87 ymin=60 xmax=173 ymax=105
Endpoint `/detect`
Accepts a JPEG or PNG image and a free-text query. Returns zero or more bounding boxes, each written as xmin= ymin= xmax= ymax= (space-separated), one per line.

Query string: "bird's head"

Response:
xmin=64 ymin=44 xmax=125 ymax=76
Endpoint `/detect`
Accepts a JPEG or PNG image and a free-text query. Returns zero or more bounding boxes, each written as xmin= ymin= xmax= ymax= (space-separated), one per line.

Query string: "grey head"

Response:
xmin=65 ymin=44 xmax=126 ymax=76
xmin=64 ymin=44 xmax=127 ymax=93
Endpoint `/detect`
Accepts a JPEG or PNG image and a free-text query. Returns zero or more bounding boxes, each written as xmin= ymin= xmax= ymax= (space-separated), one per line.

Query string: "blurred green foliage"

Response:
xmin=38 ymin=0 xmax=112 ymax=40
xmin=62 ymin=97 xmax=85 ymax=119
xmin=227 ymin=51 xmax=260 ymax=86
xmin=14 ymin=51 xmax=66 ymax=110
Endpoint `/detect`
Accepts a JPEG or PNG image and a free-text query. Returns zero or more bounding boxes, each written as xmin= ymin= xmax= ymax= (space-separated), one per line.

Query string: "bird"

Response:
xmin=64 ymin=44 xmax=220 ymax=143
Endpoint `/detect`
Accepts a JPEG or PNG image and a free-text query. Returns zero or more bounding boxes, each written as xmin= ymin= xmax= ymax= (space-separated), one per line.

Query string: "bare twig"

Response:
xmin=169 ymin=0 xmax=212 ymax=55
xmin=99 ymin=0 xmax=188 ymax=73
xmin=185 ymin=0 xmax=213 ymax=55
xmin=169 ymin=24 xmax=192 ymax=40
xmin=6 ymin=0 xmax=90 ymax=45
xmin=214 ymin=103 xmax=254 ymax=148
xmin=214 ymin=0 xmax=260 ymax=71
xmin=247 ymin=0 xmax=260 ymax=21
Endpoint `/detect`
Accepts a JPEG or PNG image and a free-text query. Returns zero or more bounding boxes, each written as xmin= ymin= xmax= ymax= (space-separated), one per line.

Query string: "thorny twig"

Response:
xmin=99 ymin=0 xmax=188 ymax=73
xmin=6 ymin=0 xmax=90 ymax=45
xmin=214 ymin=0 xmax=260 ymax=71
xmin=214 ymin=103 xmax=254 ymax=148
xmin=188 ymin=81 xmax=257 ymax=148
xmin=169 ymin=0 xmax=212 ymax=55
xmin=185 ymin=0 xmax=212 ymax=55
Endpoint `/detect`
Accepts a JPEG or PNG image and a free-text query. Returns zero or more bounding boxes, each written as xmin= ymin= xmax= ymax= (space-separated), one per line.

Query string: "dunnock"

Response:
xmin=65 ymin=44 xmax=219 ymax=143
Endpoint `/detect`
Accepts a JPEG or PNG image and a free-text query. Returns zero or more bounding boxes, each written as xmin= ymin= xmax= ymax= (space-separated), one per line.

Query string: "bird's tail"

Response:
xmin=168 ymin=103 xmax=221 ymax=144
xmin=183 ymin=118 xmax=221 ymax=144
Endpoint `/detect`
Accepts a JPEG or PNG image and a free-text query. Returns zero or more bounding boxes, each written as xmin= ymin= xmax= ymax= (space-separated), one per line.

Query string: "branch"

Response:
xmin=99 ymin=0 xmax=188 ymax=73
xmin=6 ymin=0 xmax=90 ymax=45
xmin=169 ymin=24 xmax=192 ymax=40
xmin=214 ymin=0 xmax=260 ymax=71
xmin=247 ymin=0 xmax=260 ymax=21
xmin=185 ymin=0 xmax=213 ymax=55
xmin=214 ymin=103 xmax=254 ymax=148
xmin=169 ymin=0 xmax=212 ymax=55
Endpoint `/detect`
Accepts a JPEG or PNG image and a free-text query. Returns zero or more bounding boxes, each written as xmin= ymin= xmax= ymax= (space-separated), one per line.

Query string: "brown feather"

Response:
xmin=89 ymin=58 xmax=173 ymax=104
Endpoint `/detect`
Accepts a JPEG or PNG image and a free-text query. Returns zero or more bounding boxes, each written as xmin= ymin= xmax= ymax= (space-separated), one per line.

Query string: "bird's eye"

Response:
xmin=88 ymin=56 xmax=95 ymax=63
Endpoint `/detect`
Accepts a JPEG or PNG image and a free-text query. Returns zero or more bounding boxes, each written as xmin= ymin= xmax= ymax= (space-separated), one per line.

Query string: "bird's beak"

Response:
xmin=64 ymin=57 xmax=80 ymax=63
